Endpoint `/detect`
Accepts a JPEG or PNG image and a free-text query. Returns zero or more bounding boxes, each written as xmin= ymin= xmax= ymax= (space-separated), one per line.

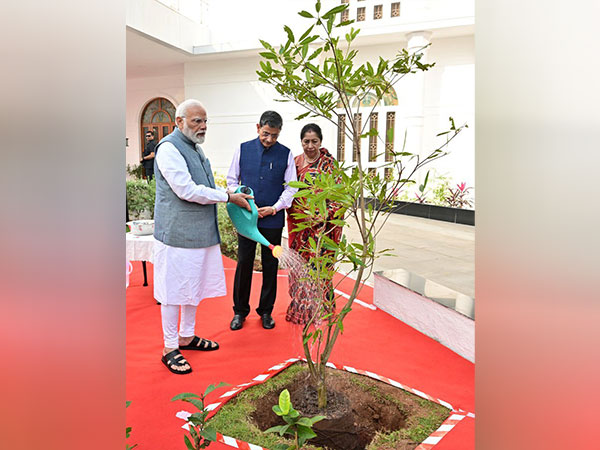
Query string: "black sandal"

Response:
xmin=161 ymin=349 xmax=192 ymax=374
xmin=179 ymin=336 xmax=219 ymax=351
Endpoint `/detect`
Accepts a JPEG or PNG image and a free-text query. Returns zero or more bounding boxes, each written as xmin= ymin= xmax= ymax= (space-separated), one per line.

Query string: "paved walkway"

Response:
xmin=335 ymin=213 xmax=475 ymax=298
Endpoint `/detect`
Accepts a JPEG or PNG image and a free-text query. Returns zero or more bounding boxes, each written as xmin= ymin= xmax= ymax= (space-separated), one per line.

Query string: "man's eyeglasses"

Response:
xmin=187 ymin=118 xmax=209 ymax=125
xmin=145 ymin=134 xmax=153 ymax=138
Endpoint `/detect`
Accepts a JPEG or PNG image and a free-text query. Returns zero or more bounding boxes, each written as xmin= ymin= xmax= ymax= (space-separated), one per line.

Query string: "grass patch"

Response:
xmin=207 ymin=363 xmax=316 ymax=449
xmin=348 ymin=374 xmax=409 ymax=414
xmin=367 ymin=399 xmax=449 ymax=448
xmin=349 ymin=372 xmax=449 ymax=448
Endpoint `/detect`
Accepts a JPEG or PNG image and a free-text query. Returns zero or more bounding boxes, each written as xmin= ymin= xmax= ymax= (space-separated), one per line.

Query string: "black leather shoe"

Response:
xmin=261 ymin=314 xmax=275 ymax=329
xmin=230 ymin=314 xmax=245 ymax=331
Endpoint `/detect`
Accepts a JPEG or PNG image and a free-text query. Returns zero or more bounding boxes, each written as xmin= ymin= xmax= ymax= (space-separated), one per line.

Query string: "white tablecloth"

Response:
xmin=126 ymin=233 xmax=155 ymax=263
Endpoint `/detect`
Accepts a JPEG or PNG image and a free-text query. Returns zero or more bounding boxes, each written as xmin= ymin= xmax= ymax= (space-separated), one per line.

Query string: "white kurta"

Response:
xmin=153 ymin=141 xmax=228 ymax=306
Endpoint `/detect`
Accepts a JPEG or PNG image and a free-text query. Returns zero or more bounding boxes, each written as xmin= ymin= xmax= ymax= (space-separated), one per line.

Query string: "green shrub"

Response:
xmin=127 ymin=163 xmax=144 ymax=180
xmin=218 ymin=203 xmax=238 ymax=260
xmin=213 ymin=172 xmax=227 ymax=189
xmin=126 ymin=179 xmax=156 ymax=220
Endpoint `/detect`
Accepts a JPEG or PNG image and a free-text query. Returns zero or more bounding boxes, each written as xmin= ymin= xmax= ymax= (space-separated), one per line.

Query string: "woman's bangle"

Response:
xmin=226 ymin=192 xmax=230 ymax=203
xmin=272 ymin=206 xmax=277 ymax=215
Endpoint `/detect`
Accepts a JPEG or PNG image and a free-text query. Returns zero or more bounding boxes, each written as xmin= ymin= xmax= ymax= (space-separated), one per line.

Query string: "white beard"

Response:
xmin=182 ymin=124 xmax=205 ymax=144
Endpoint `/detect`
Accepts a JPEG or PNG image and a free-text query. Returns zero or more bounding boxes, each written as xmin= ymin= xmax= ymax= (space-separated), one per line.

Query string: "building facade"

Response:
xmin=126 ymin=0 xmax=474 ymax=191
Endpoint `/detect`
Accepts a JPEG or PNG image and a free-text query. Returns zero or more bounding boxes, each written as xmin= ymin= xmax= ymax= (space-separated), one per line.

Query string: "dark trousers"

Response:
xmin=233 ymin=227 xmax=283 ymax=317
xmin=145 ymin=167 xmax=154 ymax=181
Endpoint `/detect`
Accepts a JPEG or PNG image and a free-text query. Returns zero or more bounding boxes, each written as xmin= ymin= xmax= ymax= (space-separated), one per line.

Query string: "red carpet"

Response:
xmin=126 ymin=258 xmax=474 ymax=450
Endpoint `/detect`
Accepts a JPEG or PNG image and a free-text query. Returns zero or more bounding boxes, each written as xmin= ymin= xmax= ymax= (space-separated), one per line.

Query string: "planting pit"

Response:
xmin=209 ymin=362 xmax=450 ymax=450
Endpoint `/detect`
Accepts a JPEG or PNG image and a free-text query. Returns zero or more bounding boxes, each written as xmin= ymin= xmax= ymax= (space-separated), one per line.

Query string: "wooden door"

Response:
xmin=140 ymin=98 xmax=176 ymax=177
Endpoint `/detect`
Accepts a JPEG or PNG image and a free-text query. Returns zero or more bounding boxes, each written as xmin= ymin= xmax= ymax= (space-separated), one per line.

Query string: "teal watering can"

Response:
xmin=226 ymin=186 xmax=283 ymax=258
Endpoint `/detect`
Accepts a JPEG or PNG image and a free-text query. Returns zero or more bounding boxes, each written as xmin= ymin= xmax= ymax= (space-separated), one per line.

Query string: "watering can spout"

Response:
xmin=226 ymin=185 xmax=283 ymax=258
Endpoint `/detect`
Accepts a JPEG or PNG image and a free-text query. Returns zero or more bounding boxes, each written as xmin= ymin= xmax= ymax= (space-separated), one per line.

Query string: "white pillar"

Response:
xmin=404 ymin=31 xmax=432 ymax=187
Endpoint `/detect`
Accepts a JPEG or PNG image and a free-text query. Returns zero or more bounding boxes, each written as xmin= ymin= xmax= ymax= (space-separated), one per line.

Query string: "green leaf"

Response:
xmin=322 ymin=4 xmax=348 ymax=20
xmin=301 ymin=43 xmax=308 ymax=59
xmin=199 ymin=427 xmax=217 ymax=442
xmin=259 ymin=39 xmax=273 ymax=50
xmin=171 ymin=392 xmax=200 ymax=402
xmin=184 ymin=435 xmax=195 ymax=450
xmin=348 ymin=254 xmax=365 ymax=268
xmin=193 ymin=410 xmax=210 ymax=421
xmin=284 ymin=25 xmax=295 ymax=43
xmin=299 ymin=24 xmax=315 ymax=42
xmin=315 ymin=0 xmax=321 ymax=13
xmin=310 ymin=415 xmax=326 ymax=424
xmin=301 ymin=35 xmax=319 ymax=45
xmin=204 ymin=381 xmax=229 ymax=398
xmin=386 ymin=127 xmax=395 ymax=142
xmin=360 ymin=128 xmax=378 ymax=138
xmin=186 ymin=398 xmax=206 ymax=411
xmin=338 ymin=317 xmax=345 ymax=333
xmin=282 ymin=414 xmax=296 ymax=425
xmin=337 ymin=20 xmax=354 ymax=27
xmin=288 ymin=180 xmax=309 ymax=188
xmin=281 ymin=424 xmax=293 ymax=436
xmin=299 ymin=10 xmax=314 ymax=18
xmin=297 ymin=424 xmax=317 ymax=441
xmin=265 ymin=425 xmax=285 ymax=434
xmin=187 ymin=415 xmax=205 ymax=426
xmin=259 ymin=51 xmax=277 ymax=61
xmin=307 ymin=47 xmax=323 ymax=61
xmin=272 ymin=405 xmax=283 ymax=416
xmin=279 ymin=389 xmax=291 ymax=415
xmin=295 ymin=111 xmax=311 ymax=121
xmin=296 ymin=417 xmax=313 ymax=427
xmin=326 ymin=15 xmax=335 ymax=33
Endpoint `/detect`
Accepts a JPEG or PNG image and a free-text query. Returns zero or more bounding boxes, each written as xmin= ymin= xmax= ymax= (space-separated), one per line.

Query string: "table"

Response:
xmin=126 ymin=233 xmax=155 ymax=286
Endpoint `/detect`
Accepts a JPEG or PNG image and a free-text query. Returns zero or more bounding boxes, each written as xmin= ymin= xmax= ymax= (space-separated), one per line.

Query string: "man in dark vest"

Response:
xmin=141 ymin=130 xmax=157 ymax=181
xmin=226 ymin=111 xmax=298 ymax=330
xmin=153 ymin=99 xmax=252 ymax=374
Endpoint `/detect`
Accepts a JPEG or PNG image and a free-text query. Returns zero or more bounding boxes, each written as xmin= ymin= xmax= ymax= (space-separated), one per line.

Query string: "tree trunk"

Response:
xmin=317 ymin=379 xmax=327 ymax=409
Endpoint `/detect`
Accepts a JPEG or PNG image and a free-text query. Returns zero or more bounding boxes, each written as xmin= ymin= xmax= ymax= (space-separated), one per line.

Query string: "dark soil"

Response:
xmin=251 ymin=365 xmax=449 ymax=450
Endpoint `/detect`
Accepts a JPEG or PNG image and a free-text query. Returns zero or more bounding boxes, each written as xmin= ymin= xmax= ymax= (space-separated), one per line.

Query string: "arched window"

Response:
xmin=139 ymin=97 xmax=176 ymax=156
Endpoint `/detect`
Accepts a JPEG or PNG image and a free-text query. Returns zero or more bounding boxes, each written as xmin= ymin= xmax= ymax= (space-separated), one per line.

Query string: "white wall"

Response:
xmin=374 ymin=272 xmax=475 ymax=362
xmin=180 ymin=31 xmax=474 ymax=189
xmin=125 ymin=68 xmax=184 ymax=170
xmin=346 ymin=35 xmax=474 ymax=190
xmin=183 ymin=54 xmax=325 ymax=175
xmin=202 ymin=0 xmax=473 ymax=49
xmin=127 ymin=0 xmax=208 ymax=52
xmin=323 ymin=35 xmax=474 ymax=190
xmin=423 ymin=34 xmax=475 ymax=189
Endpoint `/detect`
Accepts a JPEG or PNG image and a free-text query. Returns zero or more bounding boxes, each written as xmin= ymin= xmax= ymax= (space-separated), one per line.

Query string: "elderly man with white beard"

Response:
xmin=152 ymin=99 xmax=252 ymax=374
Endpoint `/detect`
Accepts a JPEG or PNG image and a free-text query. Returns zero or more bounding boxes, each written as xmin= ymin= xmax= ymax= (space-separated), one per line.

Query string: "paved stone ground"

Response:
xmin=336 ymin=213 xmax=475 ymax=298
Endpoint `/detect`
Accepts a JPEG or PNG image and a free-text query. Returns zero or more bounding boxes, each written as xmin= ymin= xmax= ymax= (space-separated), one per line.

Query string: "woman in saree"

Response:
xmin=285 ymin=123 xmax=343 ymax=325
